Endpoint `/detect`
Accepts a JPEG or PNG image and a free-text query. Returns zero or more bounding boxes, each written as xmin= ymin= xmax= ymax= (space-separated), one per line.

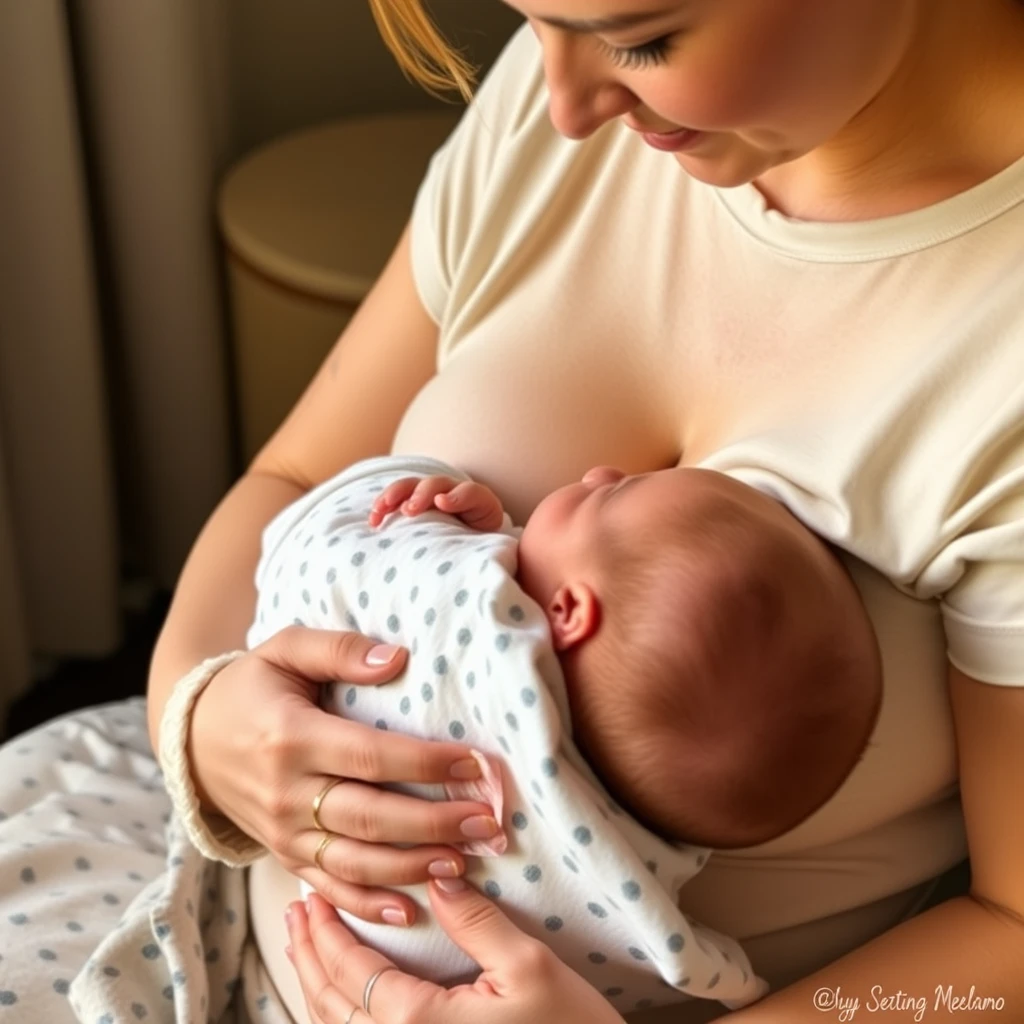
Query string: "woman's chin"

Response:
xmin=670 ymin=142 xmax=790 ymax=190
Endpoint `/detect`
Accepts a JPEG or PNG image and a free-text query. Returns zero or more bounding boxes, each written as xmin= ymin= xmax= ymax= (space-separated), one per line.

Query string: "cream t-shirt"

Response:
xmin=250 ymin=24 xmax=1024 ymax=1023
xmin=395 ymin=13 xmax=1023 ymax=977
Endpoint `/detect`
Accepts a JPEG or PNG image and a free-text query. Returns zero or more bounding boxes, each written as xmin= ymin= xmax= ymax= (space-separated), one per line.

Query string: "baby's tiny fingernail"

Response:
xmin=285 ymin=944 xmax=293 ymax=961
xmin=284 ymin=907 xmax=293 ymax=929
xmin=428 ymin=859 xmax=461 ymax=878
xmin=381 ymin=907 xmax=409 ymax=927
xmin=460 ymin=815 xmax=499 ymax=839
xmin=434 ymin=877 xmax=468 ymax=895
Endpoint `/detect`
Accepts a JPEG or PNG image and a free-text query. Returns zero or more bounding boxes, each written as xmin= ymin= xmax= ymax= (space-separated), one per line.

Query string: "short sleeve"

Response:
xmin=409 ymin=22 xmax=548 ymax=324
xmin=937 ymin=481 xmax=1024 ymax=686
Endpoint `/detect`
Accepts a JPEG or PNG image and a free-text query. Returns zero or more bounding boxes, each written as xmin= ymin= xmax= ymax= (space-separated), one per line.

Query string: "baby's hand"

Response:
xmin=369 ymin=475 xmax=506 ymax=532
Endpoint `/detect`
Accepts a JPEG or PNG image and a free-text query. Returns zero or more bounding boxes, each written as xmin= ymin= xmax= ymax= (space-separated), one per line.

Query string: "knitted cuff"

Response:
xmin=158 ymin=650 xmax=267 ymax=867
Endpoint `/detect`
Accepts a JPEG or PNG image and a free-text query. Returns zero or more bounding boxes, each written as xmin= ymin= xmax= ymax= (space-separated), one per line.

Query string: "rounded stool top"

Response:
xmin=219 ymin=110 xmax=461 ymax=302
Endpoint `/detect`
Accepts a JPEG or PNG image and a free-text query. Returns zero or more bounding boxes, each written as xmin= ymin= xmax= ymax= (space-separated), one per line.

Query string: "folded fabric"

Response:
xmin=249 ymin=455 xmax=768 ymax=1014
xmin=0 ymin=697 xmax=291 ymax=1024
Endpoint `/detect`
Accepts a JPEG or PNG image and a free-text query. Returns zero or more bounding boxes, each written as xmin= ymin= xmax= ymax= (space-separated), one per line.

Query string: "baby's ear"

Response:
xmin=548 ymin=583 xmax=600 ymax=651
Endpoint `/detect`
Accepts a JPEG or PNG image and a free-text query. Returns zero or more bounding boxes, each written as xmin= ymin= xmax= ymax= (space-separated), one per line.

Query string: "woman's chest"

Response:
xmin=391 ymin=282 xmax=895 ymax=528
xmin=392 ymin=313 xmax=685 ymax=524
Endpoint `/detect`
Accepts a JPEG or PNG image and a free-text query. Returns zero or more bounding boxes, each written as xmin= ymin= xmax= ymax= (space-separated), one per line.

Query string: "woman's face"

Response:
xmin=501 ymin=0 xmax=920 ymax=186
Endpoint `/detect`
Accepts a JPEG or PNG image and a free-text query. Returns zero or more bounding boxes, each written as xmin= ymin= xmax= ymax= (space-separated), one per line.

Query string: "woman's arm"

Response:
xmin=147 ymin=224 xmax=503 ymax=924
xmin=727 ymin=665 xmax=1024 ymax=1023
xmin=147 ymin=222 xmax=438 ymax=753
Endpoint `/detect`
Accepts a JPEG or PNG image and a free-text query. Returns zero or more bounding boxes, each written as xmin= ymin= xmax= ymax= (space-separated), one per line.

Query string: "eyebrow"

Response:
xmin=532 ymin=9 xmax=671 ymax=33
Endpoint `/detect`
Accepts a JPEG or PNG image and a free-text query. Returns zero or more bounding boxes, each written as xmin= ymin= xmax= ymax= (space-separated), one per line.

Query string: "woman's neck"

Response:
xmin=754 ymin=0 xmax=1024 ymax=222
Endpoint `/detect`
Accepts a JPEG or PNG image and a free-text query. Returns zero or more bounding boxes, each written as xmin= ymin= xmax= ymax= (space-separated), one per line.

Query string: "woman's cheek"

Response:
xmin=645 ymin=67 xmax=772 ymax=133
xmin=664 ymin=7 xmax=827 ymax=129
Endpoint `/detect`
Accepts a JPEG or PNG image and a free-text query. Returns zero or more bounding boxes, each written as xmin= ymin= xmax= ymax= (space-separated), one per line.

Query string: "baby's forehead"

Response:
xmin=623 ymin=466 xmax=750 ymax=509
xmin=618 ymin=468 xmax=792 ymax=543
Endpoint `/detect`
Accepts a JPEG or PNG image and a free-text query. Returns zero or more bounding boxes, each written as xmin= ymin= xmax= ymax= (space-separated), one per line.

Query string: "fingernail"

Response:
xmin=460 ymin=815 xmax=499 ymax=839
xmin=449 ymin=757 xmax=482 ymax=780
xmin=434 ymin=877 xmax=468 ymax=894
xmin=284 ymin=906 xmax=293 ymax=929
xmin=381 ymin=907 xmax=409 ymax=926
xmin=428 ymin=859 xmax=461 ymax=878
xmin=366 ymin=644 xmax=401 ymax=665
xmin=285 ymin=944 xmax=293 ymax=960
xmin=305 ymin=895 xmax=313 ymax=915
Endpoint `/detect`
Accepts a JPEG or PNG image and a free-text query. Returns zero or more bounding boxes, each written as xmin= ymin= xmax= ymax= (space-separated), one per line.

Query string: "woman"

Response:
xmin=169 ymin=0 xmax=1024 ymax=1019
xmin=2 ymin=0 xmax=1022 ymax=1021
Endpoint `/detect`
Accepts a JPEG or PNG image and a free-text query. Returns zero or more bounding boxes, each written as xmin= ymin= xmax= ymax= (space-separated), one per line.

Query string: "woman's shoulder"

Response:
xmin=476 ymin=23 xmax=550 ymax=137
xmin=410 ymin=22 xmax=678 ymax=323
xmin=443 ymin=23 xmax=553 ymax=165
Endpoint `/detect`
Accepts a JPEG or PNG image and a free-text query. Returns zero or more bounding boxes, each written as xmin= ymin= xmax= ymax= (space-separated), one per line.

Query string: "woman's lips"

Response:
xmin=639 ymin=126 xmax=705 ymax=152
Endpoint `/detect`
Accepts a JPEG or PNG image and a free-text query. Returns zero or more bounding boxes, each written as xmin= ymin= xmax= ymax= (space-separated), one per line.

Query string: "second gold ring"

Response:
xmin=314 ymin=831 xmax=338 ymax=872
xmin=312 ymin=776 xmax=345 ymax=831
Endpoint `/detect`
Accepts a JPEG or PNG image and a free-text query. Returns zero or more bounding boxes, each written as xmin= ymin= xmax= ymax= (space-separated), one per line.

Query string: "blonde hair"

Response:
xmin=367 ymin=0 xmax=477 ymax=101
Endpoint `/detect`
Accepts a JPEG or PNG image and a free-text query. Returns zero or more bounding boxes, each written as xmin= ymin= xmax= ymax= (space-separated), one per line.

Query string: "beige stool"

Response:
xmin=218 ymin=111 xmax=461 ymax=462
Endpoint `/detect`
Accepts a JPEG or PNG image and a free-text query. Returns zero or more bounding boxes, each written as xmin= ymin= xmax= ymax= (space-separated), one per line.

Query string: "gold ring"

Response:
xmin=312 ymin=777 xmax=345 ymax=831
xmin=314 ymin=831 xmax=337 ymax=872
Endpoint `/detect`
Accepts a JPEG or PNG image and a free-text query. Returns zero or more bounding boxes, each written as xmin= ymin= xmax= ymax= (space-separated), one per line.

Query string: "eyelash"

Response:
xmin=601 ymin=35 xmax=674 ymax=70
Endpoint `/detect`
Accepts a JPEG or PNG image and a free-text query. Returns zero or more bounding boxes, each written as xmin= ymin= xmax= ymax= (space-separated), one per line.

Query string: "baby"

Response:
xmin=248 ymin=454 xmax=881 ymax=1012
xmin=368 ymin=461 xmax=882 ymax=850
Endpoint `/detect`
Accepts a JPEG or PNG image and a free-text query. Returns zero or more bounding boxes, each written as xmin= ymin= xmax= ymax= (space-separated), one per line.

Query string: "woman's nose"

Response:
xmin=541 ymin=34 xmax=636 ymax=140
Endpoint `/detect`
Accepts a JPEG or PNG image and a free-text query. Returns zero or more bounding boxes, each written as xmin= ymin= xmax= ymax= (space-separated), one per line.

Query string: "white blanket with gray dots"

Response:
xmin=248 ymin=455 xmax=768 ymax=1015
xmin=0 ymin=698 xmax=286 ymax=1023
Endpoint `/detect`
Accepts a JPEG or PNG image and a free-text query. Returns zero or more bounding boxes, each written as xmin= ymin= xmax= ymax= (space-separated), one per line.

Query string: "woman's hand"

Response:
xmin=368 ymin=475 xmax=506 ymax=532
xmin=286 ymin=883 xmax=627 ymax=1024
xmin=188 ymin=626 xmax=500 ymax=926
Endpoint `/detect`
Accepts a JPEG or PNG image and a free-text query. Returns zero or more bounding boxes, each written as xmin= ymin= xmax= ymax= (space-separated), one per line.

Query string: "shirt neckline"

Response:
xmin=710 ymin=150 xmax=1024 ymax=263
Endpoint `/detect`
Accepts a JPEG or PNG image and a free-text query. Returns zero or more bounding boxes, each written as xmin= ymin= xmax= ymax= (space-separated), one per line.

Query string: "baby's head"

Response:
xmin=517 ymin=466 xmax=882 ymax=849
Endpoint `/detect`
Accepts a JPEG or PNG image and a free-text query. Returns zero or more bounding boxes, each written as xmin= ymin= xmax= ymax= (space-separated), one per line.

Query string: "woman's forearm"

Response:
xmin=727 ymin=894 xmax=1024 ymax=1023
xmin=144 ymin=223 xmax=437 ymax=755
xmin=146 ymin=469 xmax=306 ymax=754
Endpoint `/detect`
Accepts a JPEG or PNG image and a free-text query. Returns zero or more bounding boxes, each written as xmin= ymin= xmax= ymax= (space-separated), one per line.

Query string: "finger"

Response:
xmin=369 ymin=479 xmax=419 ymax=526
xmin=304 ymin=829 xmax=466 ymax=887
xmin=294 ymin=869 xmax=421 ymax=927
xmin=300 ymin=715 xmax=484 ymax=786
xmin=258 ymin=626 xmax=408 ymax=687
xmin=303 ymin=892 xmax=431 ymax=1016
xmin=432 ymin=481 xmax=476 ymax=508
xmin=436 ymin=482 xmax=503 ymax=530
xmin=287 ymin=900 xmax=361 ymax=1024
xmin=382 ymin=477 xmax=421 ymax=504
xmin=311 ymin=779 xmax=498 ymax=845
xmin=403 ymin=475 xmax=459 ymax=513
xmin=428 ymin=877 xmax=550 ymax=972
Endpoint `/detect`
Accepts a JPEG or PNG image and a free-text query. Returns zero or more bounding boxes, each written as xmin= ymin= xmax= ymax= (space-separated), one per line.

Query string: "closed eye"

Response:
xmin=600 ymin=34 xmax=675 ymax=70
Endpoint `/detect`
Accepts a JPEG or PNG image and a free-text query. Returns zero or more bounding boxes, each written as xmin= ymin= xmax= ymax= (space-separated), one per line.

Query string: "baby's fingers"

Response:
xmin=437 ymin=483 xmax=504 ymax=531
xmin=432 ymin=481 xmax=479 ymax=511
xmin=369 ymin=478 xmax=420 ymax=526
xmin=401 ymin=476 xmax=461 ymax=515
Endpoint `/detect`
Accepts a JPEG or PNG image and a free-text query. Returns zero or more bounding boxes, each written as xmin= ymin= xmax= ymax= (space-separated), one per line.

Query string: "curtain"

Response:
xmin=0 ymin=0 xmax=521 ymax=727
xmin=0 ymin=0 xmax=234 ymax=722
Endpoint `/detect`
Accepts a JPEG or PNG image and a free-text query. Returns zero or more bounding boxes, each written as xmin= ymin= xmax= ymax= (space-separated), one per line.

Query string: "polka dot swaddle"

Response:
xmin=249 ymin=455 xmax=767 ymax=1014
